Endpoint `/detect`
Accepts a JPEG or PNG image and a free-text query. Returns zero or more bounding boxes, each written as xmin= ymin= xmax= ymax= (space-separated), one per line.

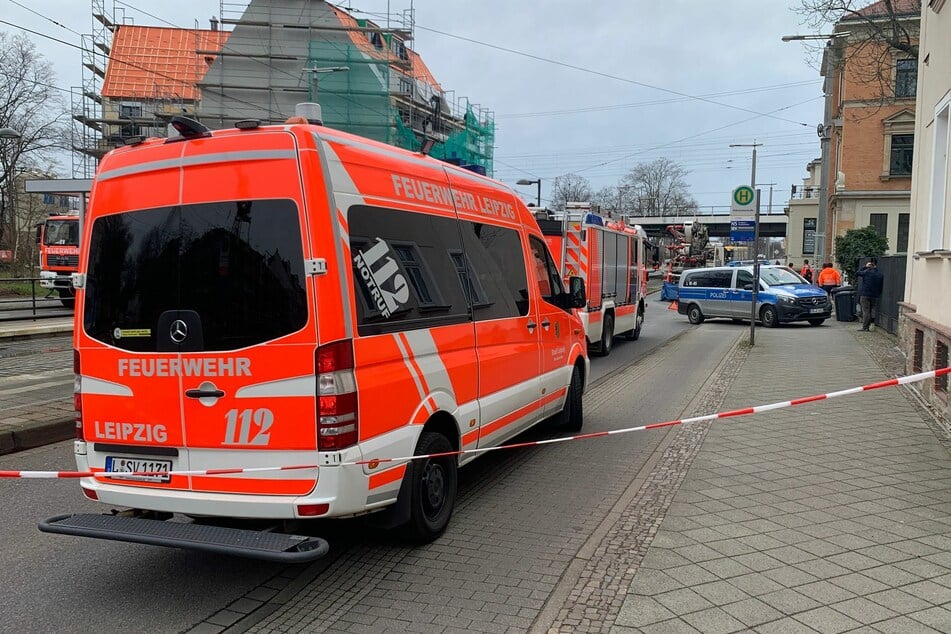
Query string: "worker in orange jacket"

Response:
xmin=817 ymin=262 xmax=842 ymax=296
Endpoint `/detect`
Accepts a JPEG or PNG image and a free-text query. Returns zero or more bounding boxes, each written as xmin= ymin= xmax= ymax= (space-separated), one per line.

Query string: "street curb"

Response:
xmin=0 ymin=419 xmax=73 ymax=456
xmin=0 ymin=321 xmax=73 ymax=340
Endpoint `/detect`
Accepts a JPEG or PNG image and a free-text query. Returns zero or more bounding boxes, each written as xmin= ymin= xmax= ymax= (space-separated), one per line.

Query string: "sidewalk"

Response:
xmin=603 ymin=319 xmax=951 ymax=633
xmin=0 ymin=317 xmax=74 ymax=454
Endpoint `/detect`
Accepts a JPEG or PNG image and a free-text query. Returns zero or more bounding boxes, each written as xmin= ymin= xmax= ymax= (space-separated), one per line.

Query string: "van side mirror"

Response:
xmin=35 ymin=224 xmax=42 ymax=244
xmin=568 ymin=276 xmax=586 ymax=309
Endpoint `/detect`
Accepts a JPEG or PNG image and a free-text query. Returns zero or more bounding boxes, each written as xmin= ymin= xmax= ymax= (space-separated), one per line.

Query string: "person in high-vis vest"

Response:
xmin=817 ymin=262 xmax=842 ymax=298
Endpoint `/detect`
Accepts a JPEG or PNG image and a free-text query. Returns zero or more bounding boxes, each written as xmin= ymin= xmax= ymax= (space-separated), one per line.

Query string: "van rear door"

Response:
xmin=81 ymin=132 xmax=318 ymax=496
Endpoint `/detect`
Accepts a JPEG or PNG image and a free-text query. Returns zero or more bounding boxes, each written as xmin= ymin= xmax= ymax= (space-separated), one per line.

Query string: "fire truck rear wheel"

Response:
xmin=403 ymin=431 xmax=457 ymax=543
xmin=624 ymin=306 xmax=644 ymax=340
xmin=595 ymin=313 xmax=614 ymax=356
xmin=58 ymin=289 xmax=75 ymax=309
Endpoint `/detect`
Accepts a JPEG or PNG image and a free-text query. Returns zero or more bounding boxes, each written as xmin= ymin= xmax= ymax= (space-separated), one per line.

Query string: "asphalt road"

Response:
xmin=0 ymin=297 xmax=717 ymax=634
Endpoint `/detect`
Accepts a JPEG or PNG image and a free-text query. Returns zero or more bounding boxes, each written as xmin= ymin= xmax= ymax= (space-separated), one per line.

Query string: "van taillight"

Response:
xmin=316 ymin=340 xmax=357 ymax=450
xmin=73 ymin=349 xmax=83 ymax=440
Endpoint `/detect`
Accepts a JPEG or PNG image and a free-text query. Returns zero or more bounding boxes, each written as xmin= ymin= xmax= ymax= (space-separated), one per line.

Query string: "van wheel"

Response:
xmin=761 ymin=305 xmax=779 ymax=328
xmin=687 ymin=304 xmax=704 ymax=325
xmin=555 ymin=366 xmax=584 ymax=432
xmin=402 ymin=431 xmax=457 ymax=543
xmin=594 ymin=313 xmax=614 ymax=356
xmin=808 ymin=318 xmax=825 ymax=326
xmin=624 ymin=306 xmax=644 ymax=340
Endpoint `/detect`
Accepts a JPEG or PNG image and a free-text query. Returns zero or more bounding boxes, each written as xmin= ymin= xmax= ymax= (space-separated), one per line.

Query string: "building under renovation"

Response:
xmin=72 ymin=0 xmax=495 ymax=177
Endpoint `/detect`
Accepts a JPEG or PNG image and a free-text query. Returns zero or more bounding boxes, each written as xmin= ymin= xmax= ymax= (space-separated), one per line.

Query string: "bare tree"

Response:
xmin=0 ymin=30 xmax=70 ymax=269
xmin=621 ymin=158 xmax=698 ymax=217
xmin=796 ymin=1 xmax=921 ymax=106
xmin=549 ymin=173 xmax=592 ymax=212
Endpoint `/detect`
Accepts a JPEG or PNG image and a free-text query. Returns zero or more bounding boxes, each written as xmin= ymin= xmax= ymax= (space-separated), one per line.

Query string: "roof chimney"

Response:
xmin=210 ymin=16 xmax=219 ymax=31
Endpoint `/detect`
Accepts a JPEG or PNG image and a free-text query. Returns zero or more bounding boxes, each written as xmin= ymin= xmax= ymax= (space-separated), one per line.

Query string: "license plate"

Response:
xmin=104 ymin=456 xmax=172 ymax=483
xmin=809 ymin=308 xmax=825 ymax=314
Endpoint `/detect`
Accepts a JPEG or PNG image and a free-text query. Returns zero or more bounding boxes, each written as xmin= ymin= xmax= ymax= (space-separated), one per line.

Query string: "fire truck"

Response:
xmin=538 ymin=203 xmax=648 ymax=356
xmin=35 ymin=212 xmax=80 ymax=308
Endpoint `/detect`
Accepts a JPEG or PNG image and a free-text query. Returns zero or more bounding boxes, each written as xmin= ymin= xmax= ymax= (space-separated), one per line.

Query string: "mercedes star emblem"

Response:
xmin=169 ymin=319 xmax=188 ymax=344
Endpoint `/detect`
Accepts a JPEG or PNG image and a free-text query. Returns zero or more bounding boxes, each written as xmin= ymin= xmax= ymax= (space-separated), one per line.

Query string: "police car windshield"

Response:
xmin=760 ymin=267 xmax=807 ymax=286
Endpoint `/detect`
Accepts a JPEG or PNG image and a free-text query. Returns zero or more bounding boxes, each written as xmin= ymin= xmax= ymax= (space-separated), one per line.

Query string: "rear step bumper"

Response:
xmin=39 ymin=514 xmax=329 ymax=563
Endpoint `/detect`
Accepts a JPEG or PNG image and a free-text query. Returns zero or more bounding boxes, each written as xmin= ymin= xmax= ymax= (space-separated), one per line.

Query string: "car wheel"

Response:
xmin=761 ymin=305 xmax=779 ymax=328
xmin=402 ymin=431 xmax=457 ymax=543
xmin=594 ymin=313 xmax=614 ymax=356
xmin=687 ymin=304 xmax=704 ymax=324
xmin=808 ymin=318 xmax=825 ymax=326
xmin=555 ymin=366 xmax=584 ymax=432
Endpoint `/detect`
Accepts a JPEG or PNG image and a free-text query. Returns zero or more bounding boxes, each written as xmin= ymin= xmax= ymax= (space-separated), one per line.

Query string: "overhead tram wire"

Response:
xmin=350 ymin=9 xmax=811 ymax=129
xmin=7 ymin=0 xmax=83 ymax=36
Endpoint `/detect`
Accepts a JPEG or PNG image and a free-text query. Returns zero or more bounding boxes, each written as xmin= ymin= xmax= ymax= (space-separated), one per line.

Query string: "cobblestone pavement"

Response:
xmin=610 ymin=319 xmax=951 ymax=633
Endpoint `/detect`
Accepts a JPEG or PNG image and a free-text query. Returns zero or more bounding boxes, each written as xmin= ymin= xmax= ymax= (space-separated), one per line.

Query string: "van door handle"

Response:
xmin=526 ymin=320 xmax=537 ymax=332
xmin=541 ymin=319 xmax=551 ymax=328
xmin=185 ymin=388 xmax=225 ymax=399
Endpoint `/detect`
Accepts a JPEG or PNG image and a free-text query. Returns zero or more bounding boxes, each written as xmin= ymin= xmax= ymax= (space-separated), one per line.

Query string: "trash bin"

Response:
xmin=833 ymin=286 xmax=856 ymax=322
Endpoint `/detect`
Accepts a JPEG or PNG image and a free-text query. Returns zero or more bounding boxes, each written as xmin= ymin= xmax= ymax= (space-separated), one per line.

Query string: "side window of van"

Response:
xmin=529 ymin=236 xmax=565 ymax=303
xmin=735 ymin=270 xmax=753 ymax=289
xmin=458 ymin=221 xmax=530 ymax=319
xmin=707 ymin=271 xmax=733 ymax=288
xmin=349 ymin=205 xmax=470 ymax=335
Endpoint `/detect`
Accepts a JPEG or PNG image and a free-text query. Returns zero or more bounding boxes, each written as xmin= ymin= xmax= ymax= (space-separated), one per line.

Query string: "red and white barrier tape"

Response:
xmin=2 ymin=367 xmax=949 ymax=480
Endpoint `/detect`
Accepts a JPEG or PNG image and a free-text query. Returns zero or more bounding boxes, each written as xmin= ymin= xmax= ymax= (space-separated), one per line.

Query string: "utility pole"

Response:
xmin=731 ymin=142 xmax=763 ymax=345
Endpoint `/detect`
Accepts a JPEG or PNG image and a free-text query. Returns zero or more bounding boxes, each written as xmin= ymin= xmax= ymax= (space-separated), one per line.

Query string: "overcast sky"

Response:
xmin=5 ymin=0 xmax=829 ymax=212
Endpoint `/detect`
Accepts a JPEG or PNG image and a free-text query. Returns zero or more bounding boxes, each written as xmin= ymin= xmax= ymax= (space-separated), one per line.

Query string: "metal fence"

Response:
xmin=0 ymin=277 xmax=71 ymax=321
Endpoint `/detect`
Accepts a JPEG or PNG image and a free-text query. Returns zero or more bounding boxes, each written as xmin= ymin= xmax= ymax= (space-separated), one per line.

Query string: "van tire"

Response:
xmin=808 ymin=318 xmax=825 ymax=326
xmin=594 ymin=313 xmax=614 ymax=356
xmin=402 ymin=431 xmax=457 ymax=543
xmin=555 ymin=366 xmax=584 ymax=432
xmin=624 ymin=305 xmax=644 ymax=340
xmin=687 ymin=304 xmax=704 ymax=325
xmin=761 ymin=305 xmax=779 ymax=328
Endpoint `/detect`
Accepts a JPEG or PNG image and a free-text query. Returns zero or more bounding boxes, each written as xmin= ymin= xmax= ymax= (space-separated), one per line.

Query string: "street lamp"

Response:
xmin=781 ymin=31 xmax=851 ymax=277
xmin=0 ymin=128 xmax=21 ymax=139
xmin=516 ymin=178 xmax=541 ymax=207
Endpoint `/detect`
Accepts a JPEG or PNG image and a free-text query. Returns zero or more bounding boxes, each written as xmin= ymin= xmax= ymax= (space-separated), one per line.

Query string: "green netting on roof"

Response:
xmin=307 ymin=39 xmax=494 ymax=175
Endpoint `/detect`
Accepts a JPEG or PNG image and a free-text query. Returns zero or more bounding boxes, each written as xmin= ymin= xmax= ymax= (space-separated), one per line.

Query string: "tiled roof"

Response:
xmin=328 ymin=4 xmax=442 ymax=92
xmin=855 ymin=0 xmax=921 ymax=18
xmin=102 ymin=25 xmax=229 ymax=100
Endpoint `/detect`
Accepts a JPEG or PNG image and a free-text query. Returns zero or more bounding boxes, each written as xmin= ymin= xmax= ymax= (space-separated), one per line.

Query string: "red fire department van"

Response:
xmin=41 ymin=115 xmax=589 ymax=562
xmin=538 ymin=205 xmax=649 ymax=356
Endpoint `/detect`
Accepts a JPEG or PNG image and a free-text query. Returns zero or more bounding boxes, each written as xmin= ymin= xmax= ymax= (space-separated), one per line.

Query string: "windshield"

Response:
xmin=44 ymin=219 xmax=79 ymax=246
xmin=760 ymin=267 xmax=807 ymax=286
xmin=83 ymin=199 xmax=307 ymax=352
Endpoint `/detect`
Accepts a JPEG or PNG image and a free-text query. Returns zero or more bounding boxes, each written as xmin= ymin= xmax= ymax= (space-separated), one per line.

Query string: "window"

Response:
xmin=683 ymin=270 xmax=732 ymax=288
xmin=84 ymin=200 xmax=307 ymax=352
xmin=913 ymin=329 xmax=924 ymax=373
xmin=937 ymin=341 xmax=949 ymax=394
xmin=735 ymin=270 xmax=754 ymax=289
xmin=929 ymin=101 xmax=949 ymax=250
xmin=889 ymin=134 xmax=914 ymax=176
xmin=897 ymin=213 xmax=910 ymax=253
xmin=530 ymin=236 xmax=564 ymax=303
xmin=869 ymin=213 xmax=888 ymax=238
xmin=449 ymin=250 xmax=488 ymax=307
xmin=349 ymin=205 xmax=469 ymax=335
xmin=460 ymin=222 xmax=529 ymax=319
xmin=895 ymin=59 xmax=917 ymax=98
